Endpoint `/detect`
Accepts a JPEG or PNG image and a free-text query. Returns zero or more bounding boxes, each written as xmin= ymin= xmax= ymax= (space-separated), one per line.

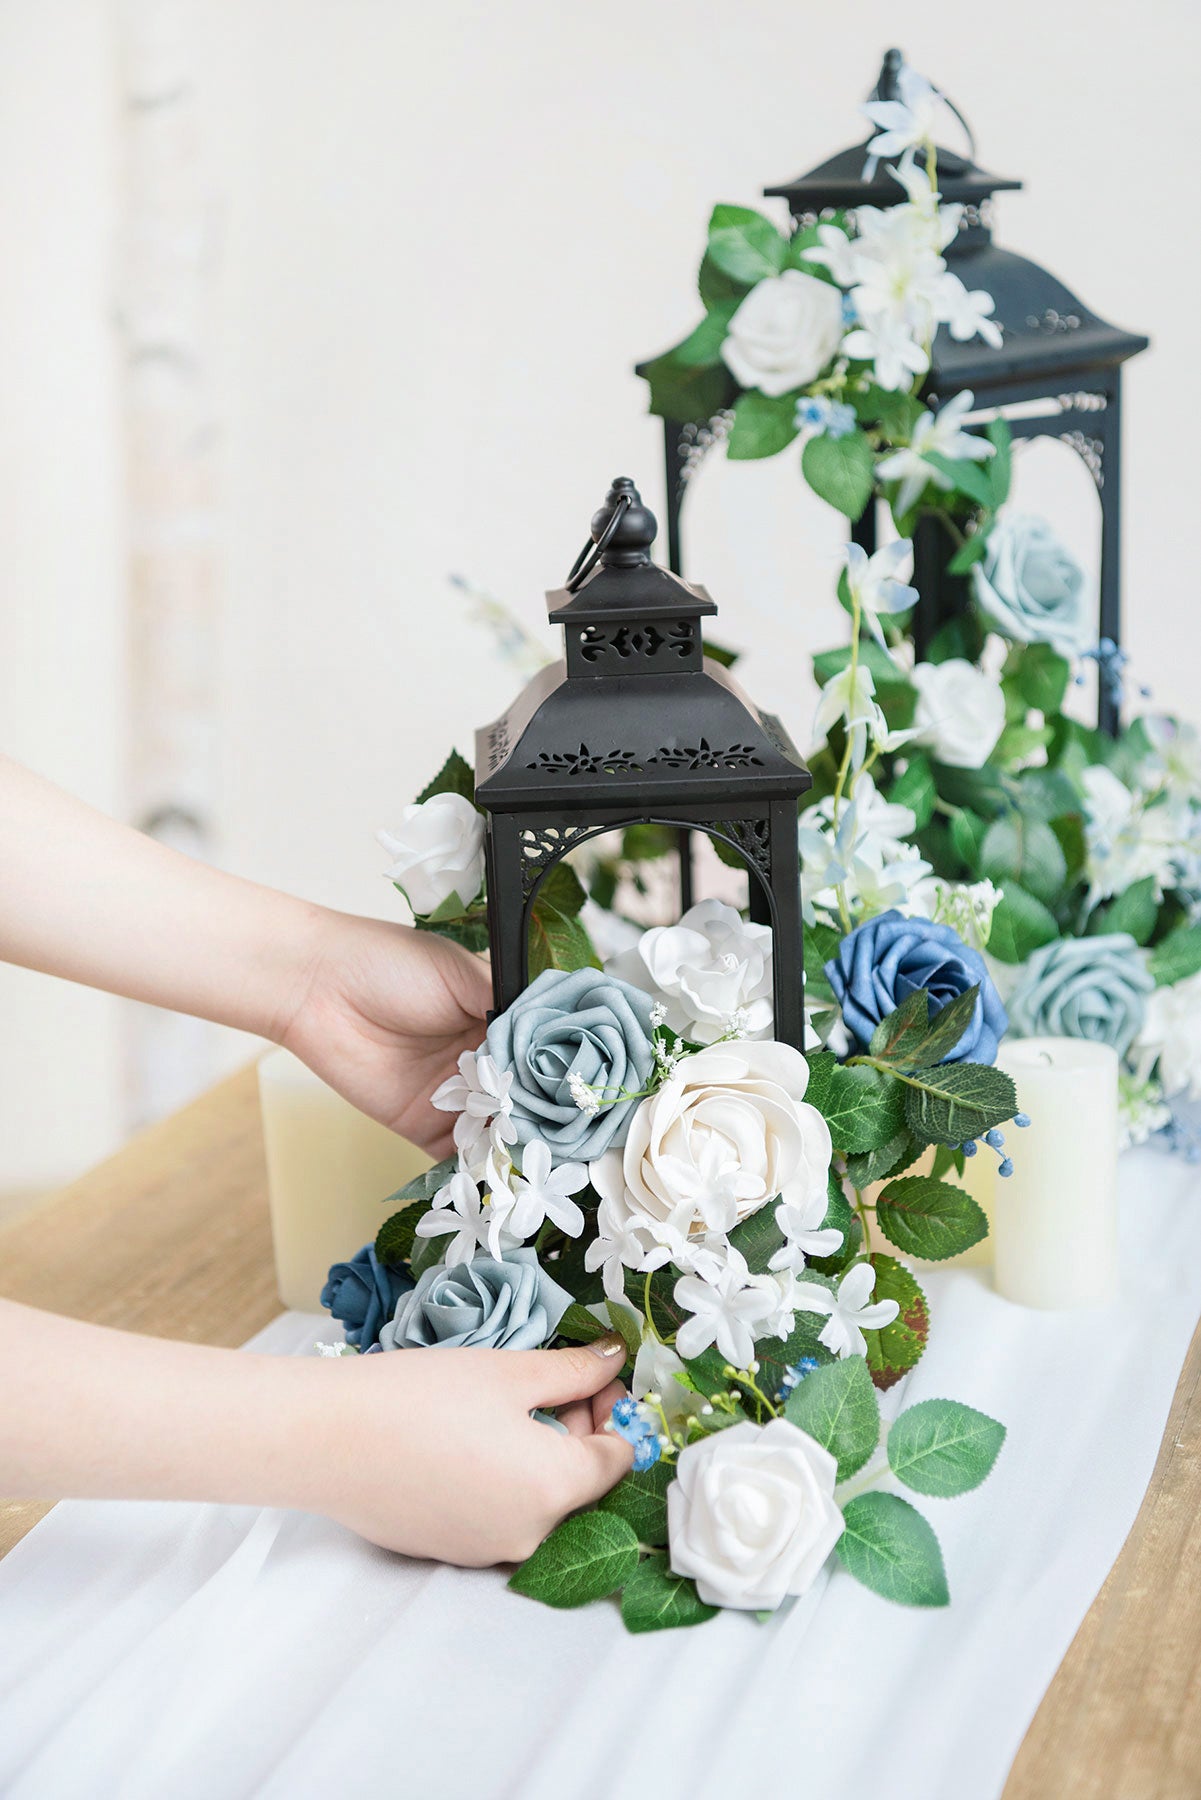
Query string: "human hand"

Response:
xmin=300 ymin=1334 xmax=634 ymax=1564
xmin=281 ymin=911 xmax=492 ymax=1157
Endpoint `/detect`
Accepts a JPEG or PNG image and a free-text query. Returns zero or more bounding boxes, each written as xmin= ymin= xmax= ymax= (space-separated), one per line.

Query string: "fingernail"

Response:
xmin=589 ymin=1332 xmax=625 ymax=1359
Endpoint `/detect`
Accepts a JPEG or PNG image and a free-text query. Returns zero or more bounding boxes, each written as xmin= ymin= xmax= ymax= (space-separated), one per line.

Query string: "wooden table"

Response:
xmin=0 ymin=1066 xmax=1197 ymax=1798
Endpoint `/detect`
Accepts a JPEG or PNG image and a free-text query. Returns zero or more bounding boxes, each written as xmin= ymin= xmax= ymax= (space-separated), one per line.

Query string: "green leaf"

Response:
xmin=621 ymin=821 xmax=677 ymax=862
xmin=876 ymin=1175 xmax=988 ymax=1261
xmin=888 ymin=753 xmax=936 ymax=830
xmin=946 ymin=527 xmax=991 ymax=576
xmin=949 ymin=806 xmax=989 ymax=871
xmin=812 ymin=638 xmax=901 ymax=691
xmin=927 ymin=611 xmax=986 ymax=668
xmin=698 ymin=250 xmax=750 ymax=308
xmin=783 ymin=1355 xmax=880 ymax=1482
xmin=922 ymin=450 xmax=996 ymax=509
xmin=820 ymin=1064 xmax=907 ymax=1152
xmin=753 ymin=1304 xmax=837 ymax=1400
xmin=1092 ymin=874 xmax=1159 ymax=946
xmin=508 ymin=1511 xmax=640 ymax=1608
xmin=931 ymin=1142 xmax=966 ymax=1181
xmin=660 ymin=302 xmax=739 ymax=370
xmin=979 ymin=815 xmax=1068 ymax=907
xmin=909 ymin=988 xmax=983 ymax=1069
xmin=726 ymin=388 xmax=800 ymax=460
xmin=527 ymin=901 xmax=600 ymax=978
xmin=868 ymin=987 xmax=980 ymax=1071
xmin=987 ymin=884 xmax=1060 ymax=963
xmin=556 ymin=1302 xmax=612 ymax=1346
xmin=375 ymin=1203 xmax=426 ymax=1268
xmin=862 ymin=1255 xmax=928 ymax=1390
xmin=415 ymin=748 xmax=476 ymax=805
xmin=416 ymin=911 xmax=491 ymax=954
xmin=869 ymin=989 xmax=933 ymax=1063
xmin=387 ymin=1155 xmax=456 ymax=1207
xmin=706 ymin=203 xmax=787 ymax=283
xmin=836 ymin=1492 xmax=949 ymax=1606
xmin=641 ymin=350 xmax=737 ymax=426
xmin=800 ymin=1045 xmax=838 ymax=1115
xmin=1149 ymin=924 xmax=1201 ymax=987
xmin=620 ymin=1553 xmax=718 ymax=1633
xmin=986 ymin=416 xmax=1012 ymax=505
xmin=535 ymin=860 xmax=587 ymax=919
xmin=902 ymin=1062 xmax=1017 ymax=1147
xmin=851 ymin=383 xmax=923 ymax=439
xmin=728 ymin=1202 xmax=786 ymax=1274
xmin=408 ymin=1228 xmax=445 ymax=1279
xmin=844 ymin=1129 xmax=919 ymax=1190
xmin=888 ymin=1398 xmax=1006 ymax=1497
xmin=599 ymin=1461 xmax=674 ymax=1546
xmin=802 ymin=429 xmax=876 ymax=521
xmin=1016 ymin=643 xmax=1071 ymax=717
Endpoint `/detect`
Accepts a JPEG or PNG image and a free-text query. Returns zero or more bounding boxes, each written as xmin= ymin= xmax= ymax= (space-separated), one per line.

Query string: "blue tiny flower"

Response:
xmin=998 ymin=1157 xmax=1015 ymax=1178
xmin=825 ymin=400 xmax=857 ymax=440
xmin=796 ymin=396 xmax=832 ymax=431
xmin=841 ymin=292 xmax=857 ymax=326
xmin=611 ymin=1396 xmax=639 ymax=1429
xmin=610 ymin=1397 xmax=660 ymax=1466
xmin=631 ymin=1434 xmax=662 ymax=1472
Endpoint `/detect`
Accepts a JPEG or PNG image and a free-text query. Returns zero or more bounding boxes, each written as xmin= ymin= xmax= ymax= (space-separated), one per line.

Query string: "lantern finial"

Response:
xmin=590 ymin=477 xmax=657 ymax=569
xmin=874 ymin=47 xmax=904 ymax=102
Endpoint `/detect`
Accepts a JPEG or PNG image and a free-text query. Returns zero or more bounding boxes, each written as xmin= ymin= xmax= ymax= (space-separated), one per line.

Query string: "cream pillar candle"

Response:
xmin=992 ymin=1037 xmax=1119 ymax=1309
xmin=257 ymin=1048 xmax=432 ymax=1312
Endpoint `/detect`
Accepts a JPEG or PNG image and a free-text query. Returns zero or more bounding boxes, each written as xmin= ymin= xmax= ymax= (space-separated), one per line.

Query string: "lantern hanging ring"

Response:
xmin=564 ymin=490 xmax=632 ymax=593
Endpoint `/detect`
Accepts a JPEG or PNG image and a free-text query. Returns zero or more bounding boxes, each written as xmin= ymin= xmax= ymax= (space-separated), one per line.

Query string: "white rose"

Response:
xmin=1139 ymin=971 xmax=1201 ymax=1101
xmin=720 ymin=270 xmax=845 ymax=398
xmin=591 ymin=1039 xmax=832 ymax=1242
xmin=910 ymin=658 xmax=1005 ymax=769
xmin=667 ymin=1418 xmax=844 ymax=1610
xmin=378 ymin=793 xmax=485 ymax=917
xmin=605 ymin=898 xmax=773 ymax=1043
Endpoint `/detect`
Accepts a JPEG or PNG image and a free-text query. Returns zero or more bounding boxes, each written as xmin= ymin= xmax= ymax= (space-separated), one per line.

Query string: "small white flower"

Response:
xmin=507 ymin=1138 xmax=589 ymax=1240
xmin=842 ymin=312 xmax=929 ymax=393
xmin=861 ymin=64 xmax=944 ymax=166
xmin=793 ymin=1262 xmax=899 ymax=1359
xmin=1082 ymin=765 xmax=1189 ymax=902
xmin=814 ymin=661 xmax=885 ymax=766
xmin=908 ymin=875 xmax=1003 ymax=951
xmin=770 ymin=1186 xmax=845 ymax=1274
xmin=876 ymin=390 xmax=995 ymax=516
xmin=413 ymin=1173 xmax=501 ymax=1266
xmin=377 ymin=793 xmax=485 ymax=918
xmin=843 ymin=539 xmax=919 ymax=655
xmin=1138 ymin=972 xmax=1201 ymax=1102
xmin=801 ymin=221 xmax=861 ymax=286
xmin=584 ymin=1193 xmax=673 ymax=1303
xmin=567 ymin=1070 xmax=601 ymax=1118
xmin=431 ymin=1050 xmax=515 ymax=1168
xmin=910 ymin=657 xmax=1006 ymax=770
xmin=938 ymin=271 xmax=1003 ymax=346
xmin=674 ymin=1249 xmax=778 ymax=1368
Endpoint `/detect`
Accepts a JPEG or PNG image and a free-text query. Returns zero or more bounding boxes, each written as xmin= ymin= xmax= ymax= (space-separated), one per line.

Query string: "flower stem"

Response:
xmin=644 ymin=1268 xmax=663 ymax=1344
xmin=836 ymin=1448 xmax=890 ymax=1505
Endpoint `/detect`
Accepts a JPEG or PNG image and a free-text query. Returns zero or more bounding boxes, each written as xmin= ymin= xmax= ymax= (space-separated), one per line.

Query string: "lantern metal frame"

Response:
xmin=474 ymin=478 xmax=812 ymax=1048
xmin=641 ymin=49 xmax=1149 ymax=735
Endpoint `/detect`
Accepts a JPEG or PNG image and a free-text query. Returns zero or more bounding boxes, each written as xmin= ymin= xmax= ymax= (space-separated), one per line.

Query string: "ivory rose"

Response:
xmin=910 ymin=657 xmax=1005 ymax=770
xmin=605 ymin=898 xmax=773 ymax=1044
xmin=378 ymin=793 xmax=485 ymax=917
xmin=667 ymin=1419 xmax=845 ymax=1610
xmin=720 ymin=269 xmax=845 ymax=397
xmin=589 ymin=1040 xmax=832 ymax=1243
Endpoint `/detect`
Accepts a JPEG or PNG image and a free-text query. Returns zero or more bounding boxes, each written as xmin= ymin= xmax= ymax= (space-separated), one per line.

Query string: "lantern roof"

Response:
xmin=764 ymin=49 xmax=1148 ymax=397
xmin=475 ymin=478 xmax=811 ymax=813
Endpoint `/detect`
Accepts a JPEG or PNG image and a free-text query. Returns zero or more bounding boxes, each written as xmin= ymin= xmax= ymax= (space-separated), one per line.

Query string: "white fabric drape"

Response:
xmin=2 ymin=1144 xmax=1198 ymax=1800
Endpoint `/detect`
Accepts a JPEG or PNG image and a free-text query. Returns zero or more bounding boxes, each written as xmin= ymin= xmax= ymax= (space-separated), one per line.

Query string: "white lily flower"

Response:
xmin=861 ymin=65 xmax=944 ymax=167
xmin=431 ymin=1049 xmax=515 ymax=1167
xmin=506 ymin=1138 xmax=589 ymax=1240
xmin=584 ymin=1194 xmax=673 ymax=1304
xmin=876 ymin=391 xmax=994 ymax=515
xmin=793 ymin=1262 xmax=900 ymax=1359
xmin=938 ymin=271 xmax=1003 ymax=346
xmin=842 ymin=313 xmax=929 ymax=392
xmin=770 ymin=1184 xmax=845 ymax=1274
xmin=800 ymin=221 xmax=861 ymax=286
xmin=816 ymin=770 xmax=914 ymax=867
xmin=843 ymin=539 xmax=918 ymax=654
xmin=674 ymin=1248 xmax=778 ymax=1369
xmin=413 ymin=1175 xmax=506 ymax=1266
xmin=813 ymin=662 xmax=884 ymax=764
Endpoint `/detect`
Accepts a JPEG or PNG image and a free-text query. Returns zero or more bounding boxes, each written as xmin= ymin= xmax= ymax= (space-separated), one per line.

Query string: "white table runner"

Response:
xmin=2 ymin=1145 xmax=1198 ymax=1800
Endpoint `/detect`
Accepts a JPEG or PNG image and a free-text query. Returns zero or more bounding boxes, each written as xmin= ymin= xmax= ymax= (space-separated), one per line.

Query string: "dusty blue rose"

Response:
xmin=379 ymin=1248 xmax=572 ymax=1351
xmin=1008 ymin=932 xmax=1153 ymax=1055
xmin=321 ymin=1244 xmax=414 ymax=1349
xmin=971 ymin=514 xmax=1091 ymax=657
xmin=825 ymin=908 xmax=1008 ymax=1063
xmin=484 ymin=966 xmax=655 ymax=1159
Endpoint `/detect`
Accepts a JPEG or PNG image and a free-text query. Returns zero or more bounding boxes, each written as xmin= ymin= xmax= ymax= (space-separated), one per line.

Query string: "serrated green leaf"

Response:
xmin=726 ymin=388 xmax=800 ymax=460
xmin=641 ymin=349 xmax=737 ymax=426
xmin=877 ymin=1175 xmax=988 ymax=1260
xmin=802 ymin=429 xmax=875 ymax=521
xmin=508 ymin=1511 xmax=639 ymax=1608
xmin=836 ymin=1492 xmax=949 ymax=1606
xmin=620 ymin=1553 xmax=718 ymax=1633
xmin=862 ymin=1255 xmax=928 ymax=1390
xmin=931 ymin=1142 xmax=966 ymax=1180
xmin=387 ymin=1155 xmax=456 ymax=1207
xmin=820 ymin=1064 xmax=907 ymax=1152
xmin=783 ymin=1355 xmax=880 ymax=1482
xmin=527 ymin=901 xmax=600 ymax=978
xmin=902 ymin=1062 xmax=1018 ymax=1147
xmin=844 ymin=1129 xmax=919 ymax=1190
xmin=979 ymin=815 xmax=1067 ymax=907
xmin=1149 ymin=924 xmax=1201 ymax=987
xmin=728 ymin=1203 xmax=786 ymax=1274
xmin=910 ymin=987 xmax=982 ymax=1069
xmin=706 ymin=203 xmax=788 ymax=282
xmin=535 ymin=860 xmax=587 ymax=919
xmin=987 ymin=884 xmax=1060 ymax=963
xmin=887 ymin=1398 xmax=1006 ymax=1497
xmin=415 ymin=748 xmax=476 ymax=805
xmin=801 ymin=1045 xmax=838 ymax=1115
xmin=869 ymin=989 xmax=933 ymax=1063
xmin=888 ymin=752 xmax=936 ymax=830
xmin=556 ymin=1302 xmax=611 ymax=1346
xmin=374 ymin=1203 xmax=426 ymax=1268
xmin=599 ymin=1461 xmax=674 ymax=1545
xmin=416 ymin=912 xmax=492 ymax=954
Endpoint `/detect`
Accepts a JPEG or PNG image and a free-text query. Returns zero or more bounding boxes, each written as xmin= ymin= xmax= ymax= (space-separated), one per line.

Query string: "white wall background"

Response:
xmin=2 ymin=0 xmax=1197 ymax=1188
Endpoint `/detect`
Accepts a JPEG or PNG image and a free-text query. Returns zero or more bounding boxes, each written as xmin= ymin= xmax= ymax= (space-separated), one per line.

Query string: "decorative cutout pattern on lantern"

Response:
xmin=475 ymin=478 xmax=812 ymax=1047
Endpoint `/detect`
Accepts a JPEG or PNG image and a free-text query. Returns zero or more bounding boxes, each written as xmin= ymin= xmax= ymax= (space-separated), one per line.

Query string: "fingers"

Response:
xmin=590 ymin=1377 xmax=628 ymax=1433
xmin=510 ymin=1335 xmax=627 ymax=1408
xmin=555 ymin=1398 xmax=594 ymax=1439
xmin=560 ymin=1428 xmax=634 ymax=1510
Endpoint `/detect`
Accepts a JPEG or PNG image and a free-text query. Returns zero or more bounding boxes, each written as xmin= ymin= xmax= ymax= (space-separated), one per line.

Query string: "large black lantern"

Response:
xmin=649 ymin=49 xmax=1149 ymax=735
xmin=475 ymin=477 xmax=812 ymax=1047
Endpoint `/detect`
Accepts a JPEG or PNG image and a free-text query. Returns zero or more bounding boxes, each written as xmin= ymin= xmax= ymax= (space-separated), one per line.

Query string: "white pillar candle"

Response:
xmin=257 ymin=1048 xmax=432 ymax=1312
xmin=992 ymin=1037 xmax=1119 ymax=1309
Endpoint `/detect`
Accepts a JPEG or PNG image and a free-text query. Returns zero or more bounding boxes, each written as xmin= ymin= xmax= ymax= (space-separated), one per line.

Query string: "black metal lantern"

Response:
xmin=475 ymin=477 xmax=812 ymax=1047
xmin=647 ymin=48 xmax=1149 ymax=735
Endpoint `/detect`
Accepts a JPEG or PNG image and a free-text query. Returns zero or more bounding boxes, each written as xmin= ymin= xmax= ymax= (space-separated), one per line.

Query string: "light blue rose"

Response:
xmin=825 ymin=908 xmax=1008 ymax=1063
xmin=1008 ymin=932 xmax=1153 ymax=1055
xmin=971 ymin=514 xmax=1092 ymax=657
xmin=484 ymin=966 xmax=655 ymax=1159
xmin=379 ymin=1248 xmax=572 ymax=1351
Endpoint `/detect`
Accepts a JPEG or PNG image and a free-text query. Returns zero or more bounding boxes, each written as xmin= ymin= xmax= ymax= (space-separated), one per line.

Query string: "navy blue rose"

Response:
xmin=321 ymin=1244 xmax=414 ymax=1349
xmin=825 ymin=909 xmax=1008 ymax=1064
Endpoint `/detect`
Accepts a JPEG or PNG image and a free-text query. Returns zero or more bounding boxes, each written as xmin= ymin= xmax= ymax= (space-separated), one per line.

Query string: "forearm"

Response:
xmin=0 ymin=754 xmax=322 ymax=1040
xmin=0 ymin=1299 xmax=336 ymax=1511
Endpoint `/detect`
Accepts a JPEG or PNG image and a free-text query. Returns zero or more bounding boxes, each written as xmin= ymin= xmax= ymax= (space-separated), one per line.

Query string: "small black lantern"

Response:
xmin=648 ymin=49 xmax=1149 ymax=735
xmin=475 ymin=477 xmax=812 ymax=1047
